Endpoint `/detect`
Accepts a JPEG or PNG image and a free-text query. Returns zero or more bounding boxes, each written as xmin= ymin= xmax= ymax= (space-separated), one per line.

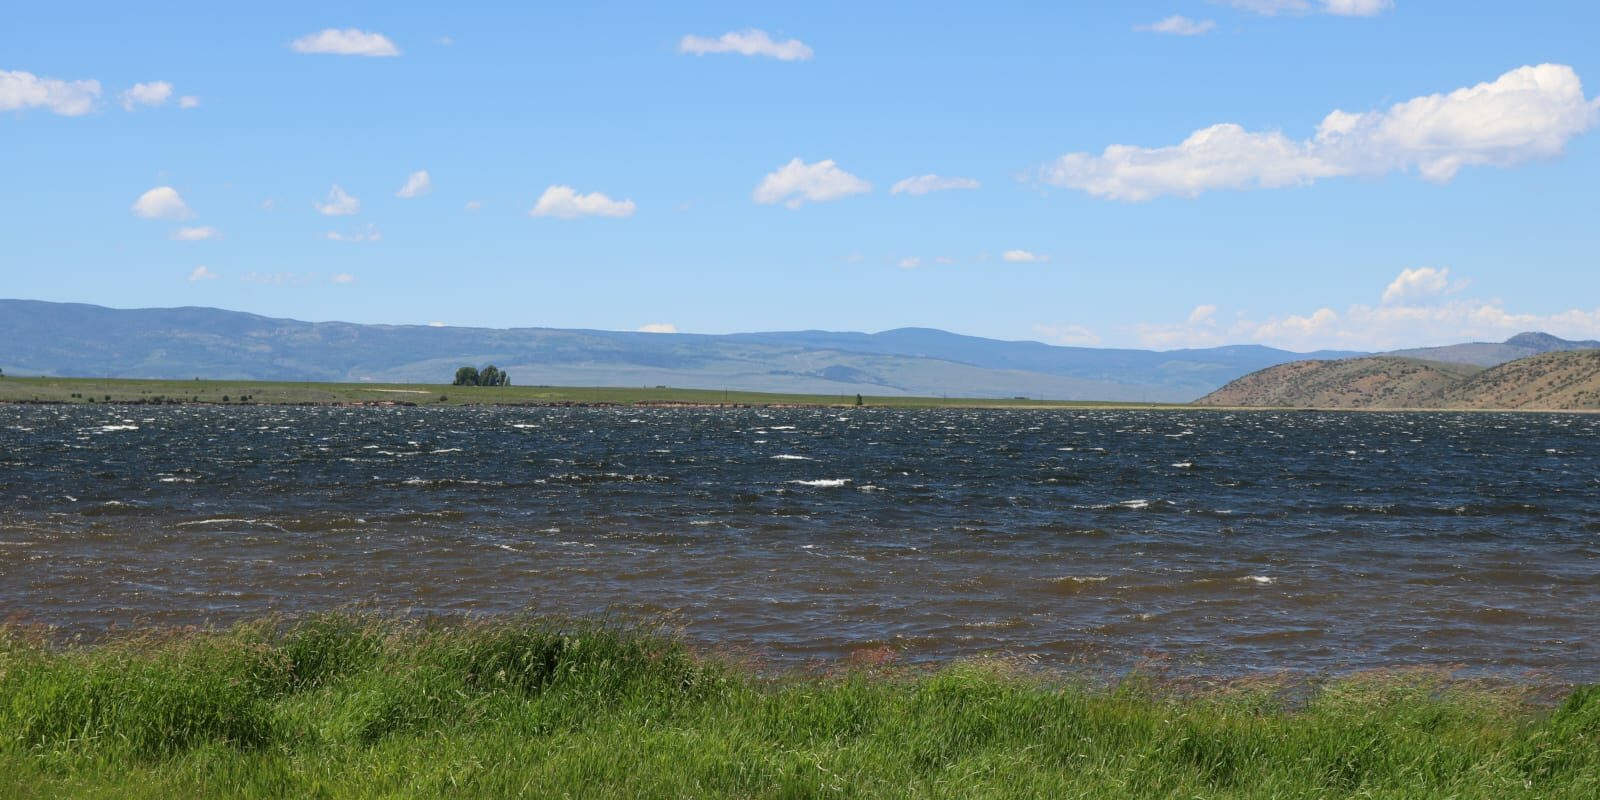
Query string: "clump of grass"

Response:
xmin=0 ymin=614 xmax=1595 ymax=798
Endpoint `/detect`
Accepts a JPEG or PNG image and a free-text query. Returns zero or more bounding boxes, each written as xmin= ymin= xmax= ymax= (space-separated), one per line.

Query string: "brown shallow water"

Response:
xmin=1 ymin=405 xmax=1596 ymax=679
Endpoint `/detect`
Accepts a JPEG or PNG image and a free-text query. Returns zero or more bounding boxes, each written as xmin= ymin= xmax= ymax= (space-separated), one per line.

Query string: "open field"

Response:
xmin=0 ymin=376 xmax=1175 ymax=410
xmin=1 ymin=614 xmax=1595 ymax=798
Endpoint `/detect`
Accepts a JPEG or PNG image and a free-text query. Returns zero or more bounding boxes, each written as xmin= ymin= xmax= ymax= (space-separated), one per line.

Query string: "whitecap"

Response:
xmin=1239 ymin=575 xmax=1276 ymax=585
xmin=788 ymin=478 xmax=851 ymax=488
xmin=1170 ymin=462 xmax=1194 ymax=469
xmin=770 ymin=454 xmax=812 ymax=460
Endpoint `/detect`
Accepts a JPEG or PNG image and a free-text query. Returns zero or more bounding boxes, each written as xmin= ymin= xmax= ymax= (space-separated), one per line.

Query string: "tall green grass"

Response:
xmin=2 ymin=614 xmax=1595 ymax=798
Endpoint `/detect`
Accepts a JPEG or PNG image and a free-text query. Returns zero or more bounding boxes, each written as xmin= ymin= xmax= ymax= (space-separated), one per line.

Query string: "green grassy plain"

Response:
xmin=0 ymin=375 xmax=1171 ymax=410
xmin=1 ymin=615 xmax=1595 ymax=798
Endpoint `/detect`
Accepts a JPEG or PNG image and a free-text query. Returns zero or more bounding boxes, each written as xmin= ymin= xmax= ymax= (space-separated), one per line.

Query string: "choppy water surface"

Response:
xmin=2 ymin=405 xmax=1597 ymax=679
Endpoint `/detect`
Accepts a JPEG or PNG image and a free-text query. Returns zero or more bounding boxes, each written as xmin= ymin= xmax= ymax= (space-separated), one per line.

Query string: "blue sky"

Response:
xmin=3 ymin=1 xmax=1598 ymax=351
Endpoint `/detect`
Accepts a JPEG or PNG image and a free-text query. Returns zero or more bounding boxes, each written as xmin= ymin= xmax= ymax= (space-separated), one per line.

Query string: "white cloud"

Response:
xmin=325 ymin=225 xmax=381 ymax=242
xmin=753 ymin=158 xmax=871 ymax=208
xmin=530 ymin=185 xmax=636 ymax=218
xmin=291 ymin=28 xmax=400 ymax=57
xmin=178 ymin=95 xmax=201 ymax=109
xmin=1136 ymin=16 xmax=1217 ymax=35
xmin=187 ymin=265 xmax=218 ymax=282
xmin=1187 ymin=304 xmax=1219 ymax=325
xmin=1 ymin=70 xmax=101 ymax=116
xmin=131 ymin=186 xmax=193 ymax=220
xmin=897 ymin=257 xmax=922 ymax=269
xmin=1381 ymin=266 xmax=1458 ymax=304
xmin=1136 ymin=267 xmax=1600 ymax=351
xmin=637 ymin=323 xmax=678 ymax=333
xmin=1002 ymin=249 xmax=1047 ymax=263
xmin=1041 ymin=64 xmax=1599 ymax=200
xmin=428 ymin=321 xmax=447 ymax=327
xmin=678 ymin=29 xmax=812 ymax=61
xmin=119 ymin=81 xmax=172 ymax=111
xmin=1218 ymin=0 xmax=1391 ymax=15
xmin=1034 ymin=324 xmax=1102 ymax=346
xmin=331 ymin=273 xmax=356 ymax=284
xmin=890 ymin=174 xmax=981 ymax=195
xmin=1320 ymin=0 xmax=1393 ymax=15
xmin=315 ymin=185 xmax=360 ymax=216
xmin=171 ymin=226 xmax=220 ymax=241
xmin=396 ymin=169 xmax=431 ymax=198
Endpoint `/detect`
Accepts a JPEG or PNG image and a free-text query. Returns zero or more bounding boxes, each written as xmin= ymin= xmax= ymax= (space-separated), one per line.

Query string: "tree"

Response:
xmin=453 ymin=366 xmax=479 ymax=386
xmin=480 ymin=365 xmax=509 ymax=387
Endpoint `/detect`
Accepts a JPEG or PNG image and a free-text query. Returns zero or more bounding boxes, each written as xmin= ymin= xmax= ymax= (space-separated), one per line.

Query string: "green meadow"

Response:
xmin=0 ymin=375 xmax=1171 ymax=409
xmin=1 ymin=615 xmax=1595 ymax=798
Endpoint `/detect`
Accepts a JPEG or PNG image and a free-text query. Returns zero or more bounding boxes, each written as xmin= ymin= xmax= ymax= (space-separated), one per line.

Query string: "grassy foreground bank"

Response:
xmin=0 ymin=375 xmax=1169 ymax=410
xmin=1 ymin=616 xmax=1595 ymax=798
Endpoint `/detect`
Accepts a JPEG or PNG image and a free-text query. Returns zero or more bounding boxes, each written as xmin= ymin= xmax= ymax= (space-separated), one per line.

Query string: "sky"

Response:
xmin=3 ymin=1 xmax=1598 ymax=352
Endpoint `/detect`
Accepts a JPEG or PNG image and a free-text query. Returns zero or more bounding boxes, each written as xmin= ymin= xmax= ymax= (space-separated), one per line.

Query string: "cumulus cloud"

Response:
xmin=678 ymin=29 xmax=812 ymax=61
xmin=530 ymin=185 xmax=636 ymax=218
xmin=1381 ymin=266 xmax=1459 ymax=304
xmin=1136 ymin=16 xmax=1217 ymax=35
xmin=1041 ymin=64 xmax=1600 ymax=200
xmin=1136 ymin=267 xmax=1600 ymax=351
xmin=637 ymin=323 xmax=678 ymax=333
xmin=171 ymin=226 xmax=220 ymax=241
xmin=179 ymin=95 xmax=201 ymax=109
xmin=315 ymin=185 xmax=360 ymax=216
xmin=291 ymin=28 xmax=400 ymax=56
xmin=1002 ymin=249 xmax=1047 ymax=263
xmin=890 ymin=174 xmax=981 ymax=195
xmin=119 ymin=81 xmax=172 ymax=110
xmin=1 ymin=70 xmax=101 ymax=115
xmin=396 ymin=169 xmax=431 ymax=198
xmin=1219 ymin=0 xmax=1392 ymax=15
xmin=187 ymin=265 xmax=218 ymax=281
xmin=131 ymin=186 xmax=193 ymax=220
xmin=754 ymin=158 xmax=871 ymax=208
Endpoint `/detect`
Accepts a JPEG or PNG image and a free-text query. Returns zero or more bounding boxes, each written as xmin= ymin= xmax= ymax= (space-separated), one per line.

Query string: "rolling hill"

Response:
xmin=0 ymin=299 xmax=1361 ymax=402
xmin=1198 ymin=349 xmax=1600 ymax=410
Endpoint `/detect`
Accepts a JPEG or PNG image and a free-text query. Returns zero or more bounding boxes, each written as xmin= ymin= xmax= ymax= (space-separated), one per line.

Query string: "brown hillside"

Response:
xmin=1195 ymin=357 xmax=1482 ymax=408
xmin=1429 ymin=349 xmax=1600 ymax=409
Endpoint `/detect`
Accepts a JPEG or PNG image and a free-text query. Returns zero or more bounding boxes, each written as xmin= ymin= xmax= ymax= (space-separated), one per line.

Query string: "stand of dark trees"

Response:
xmin=452 ymin=365 xmax=510 ymax=386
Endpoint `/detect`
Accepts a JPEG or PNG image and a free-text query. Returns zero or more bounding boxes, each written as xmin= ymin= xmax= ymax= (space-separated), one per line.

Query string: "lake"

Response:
xmin=2 ymin=405 xmax=1596 ymax=680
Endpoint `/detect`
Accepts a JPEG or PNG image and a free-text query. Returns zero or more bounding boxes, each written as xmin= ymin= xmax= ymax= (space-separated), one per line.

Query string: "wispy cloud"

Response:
xmin=131 ymin=186 xmax=192 ymax=220
xmin=678 ymin=29 xmax=812 ymax=61
xmin=315 ymin=185 xmax=361 ymax=216
xmin=1135 ymin=16 xmax=1217 ymax=35
xmin=171 ymin=226 xmax=220 ymax=241
xmin=1002 ymin=249 xmax=1047 ymax=263
xmin=1218 ymin=0 xmax=1393 ymax=15
xmin=890 ymin=174 xmax=980 ymax=195
xmin=530 ymin=185 xmax=636 ymax=218
xmin=637 ymin=323 xmax=678 ymax=333
xmin=396 ymin=169 xmax=431 ymax=198
xmin=178 ymin=95 xmax=201 ymax=109
xmin=1040 ymin=64 xmax=1600 ymax=200
xmin=754 ymin=158 xmax=871 ymax=208
xmin=291 ymin=28 xmax=400 ymax=57
xmin=187 ymin=265 xmax=218 ymax=282
xmin=1 ymin=69 xmax=100 ymax=115
xmin=325 ymin=224 xmax=381 ymax=242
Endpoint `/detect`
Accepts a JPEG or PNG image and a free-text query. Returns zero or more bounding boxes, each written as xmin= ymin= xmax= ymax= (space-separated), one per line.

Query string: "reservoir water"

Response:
xmin=2 ymin=405 xmax=1596 ymax=680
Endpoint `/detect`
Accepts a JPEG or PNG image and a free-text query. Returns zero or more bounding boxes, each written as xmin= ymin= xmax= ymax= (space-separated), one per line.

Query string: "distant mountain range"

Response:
xmin=1199 ymin=347 xmax=1600 ymax=410
xmin=0 ymin=299 xmax=1367 ymax=402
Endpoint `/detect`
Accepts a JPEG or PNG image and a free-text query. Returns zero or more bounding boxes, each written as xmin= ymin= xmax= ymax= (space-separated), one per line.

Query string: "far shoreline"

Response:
xmin=1 ymin=375 xmax=1596 ymax=413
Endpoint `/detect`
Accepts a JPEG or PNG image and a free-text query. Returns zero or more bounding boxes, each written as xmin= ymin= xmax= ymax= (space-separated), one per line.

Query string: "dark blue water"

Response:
xmin=2 ymin=405 xmax=1597 ymax=679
